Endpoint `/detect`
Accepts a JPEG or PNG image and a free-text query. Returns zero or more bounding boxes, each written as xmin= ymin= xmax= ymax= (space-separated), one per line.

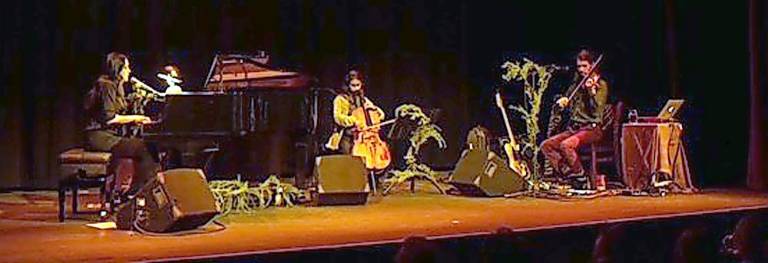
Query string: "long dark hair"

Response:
xmin=106 ymin=52 xmax=128 ymax=81
xmin=341 ymin=69 xmax=364 ymax=95
xmin=85 ymin=52 xmax=128 ymax=113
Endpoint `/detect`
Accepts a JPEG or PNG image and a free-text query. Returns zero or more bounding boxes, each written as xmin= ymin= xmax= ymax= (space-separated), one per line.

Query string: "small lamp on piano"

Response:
xmin=157 ymin=65 xmax=183 ymax=95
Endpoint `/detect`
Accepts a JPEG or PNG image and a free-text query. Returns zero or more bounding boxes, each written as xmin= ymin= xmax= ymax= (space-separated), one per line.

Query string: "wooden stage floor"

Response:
xmin=0 ymin=189 xmax=767 ymax=262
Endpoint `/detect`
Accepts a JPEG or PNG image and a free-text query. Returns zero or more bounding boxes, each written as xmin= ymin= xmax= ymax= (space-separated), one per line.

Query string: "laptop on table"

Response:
xmin=637 ymin=99 xmax=685 ymax=123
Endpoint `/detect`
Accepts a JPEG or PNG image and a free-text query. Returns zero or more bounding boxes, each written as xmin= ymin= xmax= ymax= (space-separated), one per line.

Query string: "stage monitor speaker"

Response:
xmin=132 ymin=168 xmax=219 ymax=233
xmin=448 ymin=148 xmax=527 ymax=197
xmin=313 ymin=155 xmax=369 ymax=205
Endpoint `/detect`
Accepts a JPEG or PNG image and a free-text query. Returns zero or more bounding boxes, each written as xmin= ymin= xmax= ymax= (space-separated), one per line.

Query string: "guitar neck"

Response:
xmin=499 ymin=106 xmax=518 ymax=146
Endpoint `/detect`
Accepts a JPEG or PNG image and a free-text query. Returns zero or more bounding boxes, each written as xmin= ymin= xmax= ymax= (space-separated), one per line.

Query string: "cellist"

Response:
xmin=326 ymin=70 xmax=386 ymax=155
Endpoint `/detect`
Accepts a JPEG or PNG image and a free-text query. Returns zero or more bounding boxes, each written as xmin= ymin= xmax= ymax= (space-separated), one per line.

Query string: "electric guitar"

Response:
xmin=495 ymin=91 xmax=530 ymax=179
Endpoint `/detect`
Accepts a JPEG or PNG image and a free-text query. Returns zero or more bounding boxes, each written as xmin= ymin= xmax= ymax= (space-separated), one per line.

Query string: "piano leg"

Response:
xmin=294 ymin=138 xmax=313 ymax=189
xmin=267 ymin=132 xmax=289 ymax=176
xmin=152 ymin=140 xmax=219 ymax=174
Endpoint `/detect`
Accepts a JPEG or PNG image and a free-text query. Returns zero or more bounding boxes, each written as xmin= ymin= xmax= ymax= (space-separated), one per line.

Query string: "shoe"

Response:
xmin=563 ymin=170 xmax=588 ymax=189
xmin=565 ymin=170 xmax=586 ymax=180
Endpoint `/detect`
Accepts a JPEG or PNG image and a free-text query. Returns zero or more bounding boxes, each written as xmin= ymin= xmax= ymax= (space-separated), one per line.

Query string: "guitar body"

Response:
xmin=503 ymin=143 xmax=529 ymax=179
xmin=350 ymin=107 xmax=392 ymax=171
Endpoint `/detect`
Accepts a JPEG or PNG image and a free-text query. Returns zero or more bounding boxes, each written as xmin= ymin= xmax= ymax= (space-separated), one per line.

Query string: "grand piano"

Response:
xmin=144 ymin=54 xmax=317 ymax=185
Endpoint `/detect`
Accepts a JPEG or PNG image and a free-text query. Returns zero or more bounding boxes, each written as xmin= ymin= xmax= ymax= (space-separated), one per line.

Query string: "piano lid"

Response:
xmin=204 ymin=53 xmax=312 ymax=91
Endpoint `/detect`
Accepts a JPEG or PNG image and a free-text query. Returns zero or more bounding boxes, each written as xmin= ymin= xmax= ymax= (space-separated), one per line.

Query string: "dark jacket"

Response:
xmin=565 ymin=74 xmax=609 ymax=127
xmin=83 ymin=75 xmax=129 ymax=151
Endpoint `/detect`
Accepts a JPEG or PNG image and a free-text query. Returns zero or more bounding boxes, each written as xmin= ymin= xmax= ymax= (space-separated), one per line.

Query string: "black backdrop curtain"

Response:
xmin=0 ymin=0 xmax=762 ymax=190
xmin=747 ymin=0 xmax=768 ymax=190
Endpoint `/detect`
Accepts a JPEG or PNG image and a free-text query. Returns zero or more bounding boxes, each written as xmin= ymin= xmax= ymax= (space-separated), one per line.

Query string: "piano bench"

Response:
xmin=57 ymin=148 xmax=114 ymax=222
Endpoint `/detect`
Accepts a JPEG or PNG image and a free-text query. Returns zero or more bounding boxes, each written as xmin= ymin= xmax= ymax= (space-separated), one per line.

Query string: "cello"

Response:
xmin=350 ymin=100 xmax=392 ymax=172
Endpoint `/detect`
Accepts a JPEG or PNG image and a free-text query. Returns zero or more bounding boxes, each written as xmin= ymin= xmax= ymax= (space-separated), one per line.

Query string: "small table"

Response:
xmin=621 ymin=122 xmax=696 ymax=192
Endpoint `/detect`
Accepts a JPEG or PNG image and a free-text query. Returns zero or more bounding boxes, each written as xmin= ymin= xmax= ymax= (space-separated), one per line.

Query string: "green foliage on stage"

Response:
xmin=501 ymin=58 xmax=560 ymax=184
xmin=384 ymin=104 xmax=447 ymax=194
xmin=209 ymin=175 xmax=305 ymax=215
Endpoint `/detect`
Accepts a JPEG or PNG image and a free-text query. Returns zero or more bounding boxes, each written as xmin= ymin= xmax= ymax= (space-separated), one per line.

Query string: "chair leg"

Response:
xmin=591 ymin=149 xmax=598 ymax=176
xmin=369 ymin=172 xmax=377 ymax=194
xmin=58 ymin=181 xmax=66 ymax=222
xmin=590 ymin=144 xmax=598 ymax=189
xmin=100 ymin=177 xmax=110 ymax=218
xmin=72 ymin=170 xmax=83 ymax=215
xmin=71 ymin=182 xmax=79 ymax=216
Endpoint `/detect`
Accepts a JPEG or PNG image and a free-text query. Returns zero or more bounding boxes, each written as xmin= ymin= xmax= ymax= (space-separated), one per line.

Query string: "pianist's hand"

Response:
xmin=108 ymin=114 xmax=152 ymax=125
xmin=136 ymin=115 xmax=153 ymax=125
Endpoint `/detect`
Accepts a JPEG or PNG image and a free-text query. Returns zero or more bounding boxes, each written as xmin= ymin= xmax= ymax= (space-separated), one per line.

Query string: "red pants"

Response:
xmin=541 ymin=126 xmax=603 ymax=176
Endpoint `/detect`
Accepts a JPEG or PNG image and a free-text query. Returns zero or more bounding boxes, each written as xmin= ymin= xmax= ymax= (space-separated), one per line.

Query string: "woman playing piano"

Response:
xmin=84 ymin=52 xmax=159 ymax=196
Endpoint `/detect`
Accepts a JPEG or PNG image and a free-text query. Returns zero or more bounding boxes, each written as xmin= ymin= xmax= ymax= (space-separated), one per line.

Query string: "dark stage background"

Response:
xmin=0 ymin=0 xmax=765 ymax=189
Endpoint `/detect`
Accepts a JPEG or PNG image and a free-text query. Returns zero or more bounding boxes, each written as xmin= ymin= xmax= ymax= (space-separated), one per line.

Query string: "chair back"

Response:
xmin=614 ymin=102 xmax=625 ymax=175
xmin=605 ymin=102 xmax=624 ymax=175
xmin=599 ymin=102 xmax=624 ymax=133
xmin=595 ymin=102 xmax=625 ymax=176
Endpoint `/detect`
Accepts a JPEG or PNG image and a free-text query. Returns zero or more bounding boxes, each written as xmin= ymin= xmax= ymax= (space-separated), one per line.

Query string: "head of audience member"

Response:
xmin=396 ymin=236 xmax=452 ymax=263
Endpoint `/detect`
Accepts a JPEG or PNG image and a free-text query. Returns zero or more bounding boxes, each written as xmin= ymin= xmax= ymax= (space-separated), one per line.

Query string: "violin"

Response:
xmin=350 ymin=103 xmax=391 ymax=171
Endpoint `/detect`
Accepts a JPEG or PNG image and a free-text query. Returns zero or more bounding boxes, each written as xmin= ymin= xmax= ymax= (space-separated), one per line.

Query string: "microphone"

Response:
xmin=130 ymin=77 xmax=165 ymax=97
xmin=551 ymin=65 xmax=570 ymax=71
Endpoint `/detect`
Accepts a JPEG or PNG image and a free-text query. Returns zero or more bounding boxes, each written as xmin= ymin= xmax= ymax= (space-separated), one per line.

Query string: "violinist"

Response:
xmin=541 ymin=49 xmax=609 ymax=181
xmin=326 ymin=71 xmax=385 ymax=155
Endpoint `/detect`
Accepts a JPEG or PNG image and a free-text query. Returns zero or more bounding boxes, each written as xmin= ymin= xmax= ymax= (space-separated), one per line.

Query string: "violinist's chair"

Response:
xmin=579 ymin=101 xmax=624 ymax=189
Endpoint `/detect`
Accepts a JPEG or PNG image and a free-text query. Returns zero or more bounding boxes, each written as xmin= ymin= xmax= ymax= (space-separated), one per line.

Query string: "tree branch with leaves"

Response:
xmin=209 ymin=175 xmax=306 ymax=216
xmin=501 ymin=58 xmax=560 ymax=184
xmin=383 ymin=104 xmax=447 ymax=194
